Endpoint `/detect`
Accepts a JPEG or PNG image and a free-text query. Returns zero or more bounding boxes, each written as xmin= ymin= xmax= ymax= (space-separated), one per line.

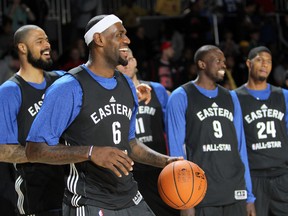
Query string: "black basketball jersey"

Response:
xmin=10 ymin=72 xmax=58 ymax=146
xmin=236 ymin=85 xmax=288 ymax=175
xmin=134 ymin=81 xmax=167 ymax=171
xmin=183 ymin=83 xmax=246 ymax=207
xmin=11 ymin=72 xmax=65 ymax=215
xmin=62 ymin=66 xmax=139 ymax=209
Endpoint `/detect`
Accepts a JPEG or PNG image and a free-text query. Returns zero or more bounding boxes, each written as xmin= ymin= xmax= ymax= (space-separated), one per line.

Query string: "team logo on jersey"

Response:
xmin=244 ymin=104 xmax=284 ymax=124
xmin=27 ymin=93 xmax=45 ymax=117
xmin=234 ymin=190 xmax=247 ymax=200
xmin=109 ymin=96 xmax=116 ymax=103
xmin=196 ymin=102 xmax=233 ymax=122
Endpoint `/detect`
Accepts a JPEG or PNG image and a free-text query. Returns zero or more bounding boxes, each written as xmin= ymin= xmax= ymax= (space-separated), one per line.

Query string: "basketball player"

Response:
xmin=25 ymin=14 xmax=182 ymax=216
xmin=0 ymin=25 xmax=65 ymax=215
xmin=116 ymin=48 xmax=180 ymax=216
xmin=165 ymin=45 xmax=256 ymax=216
xmin=234 ymin=46 xmax=288 ymax=216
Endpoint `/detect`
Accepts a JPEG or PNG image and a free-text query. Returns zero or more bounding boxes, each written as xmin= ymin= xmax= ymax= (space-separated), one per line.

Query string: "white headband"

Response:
xmin=84 ymin=14 xmax=122 ymax=45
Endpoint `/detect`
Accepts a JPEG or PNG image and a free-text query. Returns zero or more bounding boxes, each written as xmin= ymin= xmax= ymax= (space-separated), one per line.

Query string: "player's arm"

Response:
xmin=165 ymin=87 xmax=188 ymax=157
xmin=129 ymin=138 xmax=182 ymax=168
xmin=0 ymin=145 xmax=27 ymax=163
xmin=281 ymin=88 xmax=288 ymax=134
xmin=26 ymin=142 xmax=133 ymax=177
xmin=26 ymin=76 xmax=134 ymax=177
xmin=0 ymin=82 xmax=28 ymax=163
xmin=230 ymin=91 xmax=256 ymax=204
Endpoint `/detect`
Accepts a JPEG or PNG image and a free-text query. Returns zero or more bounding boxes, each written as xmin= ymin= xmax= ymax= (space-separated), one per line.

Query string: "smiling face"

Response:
xmin=23 ymin=28 xmax=53 ymax=70
xmin=101 ymin=22 xmax=131 ymax=68
xmin=200 ymin=48 xmax=227 ymax=83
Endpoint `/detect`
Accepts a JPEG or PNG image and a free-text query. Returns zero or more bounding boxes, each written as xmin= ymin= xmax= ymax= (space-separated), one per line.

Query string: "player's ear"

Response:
xmin=198 ymin=60 xmax=206 ymax=70
xmin=17 ymin=43 xmax=27 ymax=54
xmin=93 ymin=33 xmax=103 ymax=47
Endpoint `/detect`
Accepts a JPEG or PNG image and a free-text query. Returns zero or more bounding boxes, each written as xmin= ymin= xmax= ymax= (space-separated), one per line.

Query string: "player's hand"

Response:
xmin=90 ymin=146 xmax=134 ymax=177
xmin=180 ymin=208 xmax=195 ymax=216
xmin=246 ymin=202 xmax=256 ymax=216
xmin=166 ymin=156 xmax=184 ymax=165
xmin=136 ymin=83 xmax=151 ymax=104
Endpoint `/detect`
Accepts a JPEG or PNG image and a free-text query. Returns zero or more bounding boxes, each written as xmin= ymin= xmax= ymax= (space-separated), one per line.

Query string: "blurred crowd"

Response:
xmin=1 ymin=0 xmax=288 ymax=90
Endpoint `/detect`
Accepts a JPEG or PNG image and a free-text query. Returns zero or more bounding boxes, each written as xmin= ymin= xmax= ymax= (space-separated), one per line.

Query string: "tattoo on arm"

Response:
xmin=26 ymin=142 xmax=91 ymax=164
xmin=0 ymin=144 xmax=28 ymax=163
xmin=129 ymin=138 xmax=168 ymax=168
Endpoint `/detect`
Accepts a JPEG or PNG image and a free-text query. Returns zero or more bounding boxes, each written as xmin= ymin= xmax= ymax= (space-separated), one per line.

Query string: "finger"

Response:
xmin=105 ymin=162 xmax=123 ymax=177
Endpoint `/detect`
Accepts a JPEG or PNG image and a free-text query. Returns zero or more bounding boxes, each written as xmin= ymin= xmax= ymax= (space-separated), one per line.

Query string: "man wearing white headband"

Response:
xmin=26 ymin=14 xmax=182 ymax=216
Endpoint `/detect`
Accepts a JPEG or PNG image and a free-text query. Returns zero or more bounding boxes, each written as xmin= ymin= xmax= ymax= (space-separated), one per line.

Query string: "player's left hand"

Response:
xmin=246 ymin=202 xmax=256 ymax=216
xmin=136 ymin=83 xmax=151 ymax=104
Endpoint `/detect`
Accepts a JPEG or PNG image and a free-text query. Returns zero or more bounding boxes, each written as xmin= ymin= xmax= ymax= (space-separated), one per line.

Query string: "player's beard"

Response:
xmin=27 ymin=49 xmax=53 ymax=71
xmin=118 ymin=56 xmax=128 ymax=67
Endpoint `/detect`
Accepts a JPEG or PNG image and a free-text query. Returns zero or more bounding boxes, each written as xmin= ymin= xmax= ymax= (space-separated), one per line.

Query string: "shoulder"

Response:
xmin=52 ymin=70 xmax=66 ymax=76
xmin=0 ymin=80 xmax=20 ymax=96
xmin=149 ymin=81 xmax=165 ymax=90
xmin=0 ymin=80 xmax=21 ymax=104
xmin=46 ymin=73 xmax=82 ymax=96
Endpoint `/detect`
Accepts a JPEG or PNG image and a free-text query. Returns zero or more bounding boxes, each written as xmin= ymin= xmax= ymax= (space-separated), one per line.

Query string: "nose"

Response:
xmin=123 ymin=34 xmax=130 ymax=45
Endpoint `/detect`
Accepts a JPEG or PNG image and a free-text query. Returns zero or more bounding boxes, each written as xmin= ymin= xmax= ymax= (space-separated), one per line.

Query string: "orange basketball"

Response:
xmin=158 ymin=160 xmax=207 ymax=210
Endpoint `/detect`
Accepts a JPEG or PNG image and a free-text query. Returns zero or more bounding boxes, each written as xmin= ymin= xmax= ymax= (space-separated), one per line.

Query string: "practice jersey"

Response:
xmin=182 ymin=82 xmax=245 ymax=206
xmin=165 ymin=81 xmax=255 ymax=204
xmin=27 ymin=65 xmax=140 ymax=210
xmin=0 ymin=71 xmax=65 ymax=215
xmin=235 ymin=84 xmax=288 ymax=176
xmin=134 ymin=81 xmax=168 ymax=170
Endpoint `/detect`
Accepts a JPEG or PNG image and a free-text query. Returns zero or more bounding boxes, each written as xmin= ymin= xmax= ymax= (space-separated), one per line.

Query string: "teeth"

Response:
xmin=218 ymin=70 xmax=225 ymax=75
xmin=119 ymin=48 xmax=128 ymax=51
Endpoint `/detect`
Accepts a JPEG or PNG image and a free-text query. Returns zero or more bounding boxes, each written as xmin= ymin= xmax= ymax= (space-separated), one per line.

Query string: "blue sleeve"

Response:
xmin=53 ymin=70 xmax=66 ymax=76
xmin=230 ymin=90 xmax=256 ymax=203
xmin=27 ymin=75 xmax=82 ymax=145
xmin=123 ymin=75 xmax=138 ymax=141
xmin=0 ymin=81 xmax=21 ymax=144
xmin=150 ymin=81 xmax=169 ymax=115
xmin=282 ymin=88 xmax=288 ymax=135
xmin=165 ymin=87 xmax=187 ymax=158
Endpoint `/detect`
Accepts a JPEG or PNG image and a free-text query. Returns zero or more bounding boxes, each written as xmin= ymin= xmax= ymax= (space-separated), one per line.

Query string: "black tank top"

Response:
xmin=11 ymin=72 xmax=65 ymax=215
xmin=62 ymin=66 xmax=140 ymax=209
xmin=183 ymin=83 xmax=245 ymax=207
xmin=10 ymin=72 xmax=58 ymax=146
xmin=134 ymin=81 xmax=167 ymax=171
xmin=236 ymin=85 xmax=288 ymax=176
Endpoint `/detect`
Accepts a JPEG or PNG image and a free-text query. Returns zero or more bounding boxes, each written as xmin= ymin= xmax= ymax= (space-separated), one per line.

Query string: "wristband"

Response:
xmin=88 ymin=146 xmax=94 ymax=161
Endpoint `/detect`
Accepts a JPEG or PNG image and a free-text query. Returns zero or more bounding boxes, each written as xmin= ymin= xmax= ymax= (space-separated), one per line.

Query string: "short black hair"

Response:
xmin=85 ymin=15 xmax=107 ymax=34
xmin=247 ymin=46 xmax=271 ymax=60
xmin=194 ymin=45 xmax=220 ymax=63
xmin=14 ymin=25 xmax=41 ymax=46
xmin=84 ymin=15 xmax=107 ymax=48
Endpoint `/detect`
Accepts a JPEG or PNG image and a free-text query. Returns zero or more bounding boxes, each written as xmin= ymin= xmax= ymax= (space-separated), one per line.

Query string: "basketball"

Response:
xmin=157 ymin=160 xmax=207 ymax=210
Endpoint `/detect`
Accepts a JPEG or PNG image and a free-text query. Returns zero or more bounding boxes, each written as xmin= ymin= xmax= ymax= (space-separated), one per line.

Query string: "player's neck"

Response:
xmin=17 ymin=66 xmax=44 ymax=84
xmin=194 ymin=76 xmax=217 ymax=90
xmin=246 ymin=80 xmax=268 ymax=90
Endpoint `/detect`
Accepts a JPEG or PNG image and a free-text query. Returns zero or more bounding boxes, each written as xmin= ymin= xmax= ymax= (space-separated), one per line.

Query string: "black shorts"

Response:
xmin=62 ymin=200 xmax=155 ymax=216
xmin=195 ymin=200 xmax=246 ymax=216
xmin=252 ymin=173 xmax=288 ymax=216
